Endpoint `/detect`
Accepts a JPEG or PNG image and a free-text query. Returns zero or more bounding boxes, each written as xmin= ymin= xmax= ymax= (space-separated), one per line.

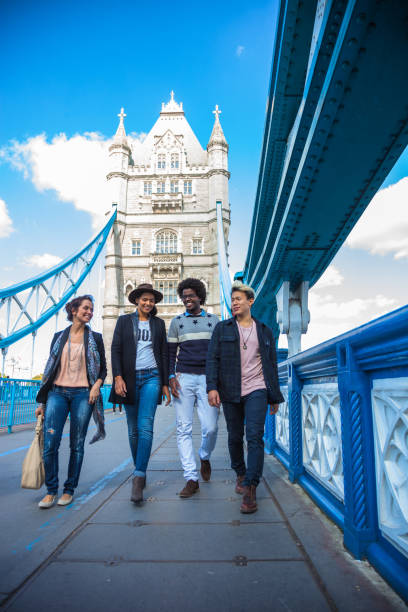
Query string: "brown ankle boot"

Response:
xmin=235 ymin=474 xmax=246 ymax=495
xmin=131 ymin=476 xmax=145 ymax=504
xmin=200 ymin=459 xmax=211 ymax=482
xmin=240 ymin=485 xmax=257 ymax=514
xmin=179 ymin=479 xmax=199 ymax=498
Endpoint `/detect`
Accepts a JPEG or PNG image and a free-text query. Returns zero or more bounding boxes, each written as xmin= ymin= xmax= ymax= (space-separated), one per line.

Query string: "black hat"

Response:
xmin=128 ymin=283 xmax=163 ymax=305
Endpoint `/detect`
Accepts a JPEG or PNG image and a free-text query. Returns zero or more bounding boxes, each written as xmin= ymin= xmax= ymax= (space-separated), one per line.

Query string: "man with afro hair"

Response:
xmin=168 ymin=278 xmax=220 ymax=498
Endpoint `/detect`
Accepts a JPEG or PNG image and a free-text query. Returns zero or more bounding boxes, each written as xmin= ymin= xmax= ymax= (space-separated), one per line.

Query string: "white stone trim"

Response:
xmin=302 ymin=383 xmax=344 ymax=500
xmin=275 ymin=386 xmax=289 ymax=453
xmin=372 ymin=377 xmax=408 ymax=557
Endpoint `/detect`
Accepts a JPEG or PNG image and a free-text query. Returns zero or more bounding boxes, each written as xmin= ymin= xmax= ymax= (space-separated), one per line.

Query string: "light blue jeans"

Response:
xmin=124 ymin=367 xmax=161 ymax=477
xmin=43 ymin=386 xmax=92 ymax=495
xmin=174 ymin=373 xmax=219 ymax=481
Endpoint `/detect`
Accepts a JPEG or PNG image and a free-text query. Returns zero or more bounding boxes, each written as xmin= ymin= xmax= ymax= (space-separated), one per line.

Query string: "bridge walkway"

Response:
xmin=0 ymin=406 xmax=404 ymax=611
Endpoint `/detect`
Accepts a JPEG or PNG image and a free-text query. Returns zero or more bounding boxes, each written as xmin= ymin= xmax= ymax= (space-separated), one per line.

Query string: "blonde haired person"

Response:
xmin=206 ymin=281 xmax=284 ymax=514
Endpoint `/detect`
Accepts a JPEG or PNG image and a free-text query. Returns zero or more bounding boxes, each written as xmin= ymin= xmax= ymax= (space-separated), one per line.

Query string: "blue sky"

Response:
xmin=0 ymin=0 xmax=407 ymax=373
xmin=0 ymin=0 xmax=278 ymax=281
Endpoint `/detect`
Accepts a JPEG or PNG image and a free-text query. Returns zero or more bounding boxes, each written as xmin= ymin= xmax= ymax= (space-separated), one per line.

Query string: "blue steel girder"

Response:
xmin=0 ymin=209 xmax=117 ymax=349
xmin=246 ymin=0 xmax=318 ymax=274
xmin=246 ymin=0 xmax=408 ymax=328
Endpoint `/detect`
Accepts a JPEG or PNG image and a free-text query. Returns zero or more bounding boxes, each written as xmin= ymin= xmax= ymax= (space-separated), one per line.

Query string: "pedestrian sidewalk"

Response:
xmin=3 ymin=407 xmax=405 ymax=611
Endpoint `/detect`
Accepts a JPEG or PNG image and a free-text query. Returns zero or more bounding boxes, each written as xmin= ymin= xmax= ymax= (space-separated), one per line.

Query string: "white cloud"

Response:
xmin=23 ymin=253 xmax=63 ymax=269
xmin=298 ymin=290 xmax=397 ymax=350
xmin=0 ymin=131 xmax=145 ymax=227
xmin=346 ymin=177 xmax=408 ymax=259
xmin=236 ymin=45 xmax=245 ymax=57
xmin=313 ymin=265 xmax=344 ymax=289
xmin=0 ymin=198 xmax=13 ymax=238
xmin=308 ymin=291 xmax=395 ymax=320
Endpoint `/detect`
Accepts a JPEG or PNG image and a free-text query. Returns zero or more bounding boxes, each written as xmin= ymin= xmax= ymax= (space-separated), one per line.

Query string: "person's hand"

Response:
xmin=269 ymin=403 xmax=279 ymax=415
xmin=162 ymin=385 xmax=171 ymax=406
xmin=208 ymin=390 xmax=221 ymax=408
xmin=115 ymin=375 xmax=127 ymax=397
xmin=35 ymin=405 xmax=44 ymax=418
xmin=89 ymin=382 xmax=101 ymax=404
xmin=169 ymin=377 xmax=181 ymax=399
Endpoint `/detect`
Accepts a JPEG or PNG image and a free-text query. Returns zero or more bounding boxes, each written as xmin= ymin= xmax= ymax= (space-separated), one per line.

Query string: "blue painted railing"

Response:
xmin=265 ymin=305 xmax=408 ymax=601
xmin=0 ymin=379 xmax=113 ymax=433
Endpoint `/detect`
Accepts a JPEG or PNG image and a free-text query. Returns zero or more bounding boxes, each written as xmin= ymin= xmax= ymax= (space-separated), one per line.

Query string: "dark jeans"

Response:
xmin=222 ymin=388 xmax=268 ymax=487
xmin=124 ymin=367 xmax=161 ymax=477
xmin=43 ymin=386 xmax=92 ymax=495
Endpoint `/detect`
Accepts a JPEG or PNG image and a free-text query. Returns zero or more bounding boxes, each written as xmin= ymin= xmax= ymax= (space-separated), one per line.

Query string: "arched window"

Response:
xmin=156 ymin=230 xmax=178 ymax=254
xmin=154 ymin=280 xmax=178 ymax=304
xmin=124 ymin=282 xmax=134 ymax=297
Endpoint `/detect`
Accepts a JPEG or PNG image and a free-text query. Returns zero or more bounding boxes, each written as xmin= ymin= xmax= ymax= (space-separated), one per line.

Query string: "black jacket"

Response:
xmin=109 ymin=313 xmax=169 ymax=405
xmin=36 ymin=326 xmax=107 ymax=404
xmin=206 ymin=317 xmax=284 ymax=405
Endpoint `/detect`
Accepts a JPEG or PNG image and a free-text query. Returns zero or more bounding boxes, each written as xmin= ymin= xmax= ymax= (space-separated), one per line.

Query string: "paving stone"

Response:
xmin=58 ymin=522 xmax=300 ymax=561
xmin=7 ymin=560 xmax=330 ymax=612
xmin=90 ymin=496 xmax=282 ymax=524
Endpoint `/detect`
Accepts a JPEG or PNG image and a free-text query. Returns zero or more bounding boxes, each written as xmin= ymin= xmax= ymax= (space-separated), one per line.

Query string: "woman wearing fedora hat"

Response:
xmin=109 ymin=283 xmax=171 ymax=504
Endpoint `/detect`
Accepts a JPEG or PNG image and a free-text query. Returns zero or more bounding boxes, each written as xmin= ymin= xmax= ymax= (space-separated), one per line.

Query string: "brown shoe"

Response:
xmin=179 ymin=479 xmax=199 ymax=498
xmin=240 ymin=485 xmax=257 ymax=514
xmin=200 ymin=459 xmax=211 ymax=482
xmin=131 ymin=476 xmax=145 ymax=504
xmin=235 ymin=474 xmax=246 ymax=495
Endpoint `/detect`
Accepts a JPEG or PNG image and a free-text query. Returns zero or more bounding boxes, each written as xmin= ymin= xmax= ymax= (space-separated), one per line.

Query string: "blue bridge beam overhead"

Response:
xmin=244 ymin=0 xmax=408 ymax=349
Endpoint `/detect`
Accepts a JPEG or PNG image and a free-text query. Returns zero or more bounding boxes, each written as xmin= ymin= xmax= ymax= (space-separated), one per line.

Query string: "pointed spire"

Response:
xmin=113 ymin=107 xmax=129 ymax=147
xmin=208 ymin=105 xmax=228 ymax=149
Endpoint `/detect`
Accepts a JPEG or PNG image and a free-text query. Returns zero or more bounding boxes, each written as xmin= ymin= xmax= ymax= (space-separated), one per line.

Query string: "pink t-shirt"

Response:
xmin=236 ymin=321 xmax=266 ymax=397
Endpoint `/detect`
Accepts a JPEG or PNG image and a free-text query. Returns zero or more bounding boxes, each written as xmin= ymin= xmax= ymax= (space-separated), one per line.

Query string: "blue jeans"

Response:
xmin=124 ymin=368 xmax=161 ymax=477
xmin=43 ymin=386 xmax=92 ymax=495
xmin=222 ymin=388 xmax=268 ymax=487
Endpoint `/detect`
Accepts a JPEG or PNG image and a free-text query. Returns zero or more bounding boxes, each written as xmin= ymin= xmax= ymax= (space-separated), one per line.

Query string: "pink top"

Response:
xmin=236 ymin=321 xmax=266 ymax=397
xmin=54 ymin=342 xmax=88 ymax=387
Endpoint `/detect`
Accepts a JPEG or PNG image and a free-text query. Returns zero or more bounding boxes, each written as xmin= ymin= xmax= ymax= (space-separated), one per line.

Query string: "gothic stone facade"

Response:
xmin=103 ymin=94 xmax=230 ymax=381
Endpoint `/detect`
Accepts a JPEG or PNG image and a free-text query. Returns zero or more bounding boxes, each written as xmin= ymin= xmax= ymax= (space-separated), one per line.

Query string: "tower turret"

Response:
xmin=207 ymin=105 xmax=230 ymax=214
xmin=108 ymin=108 xmax=130 ymax=214
xmin=207 ymin=105 xmax=228 ymax=171
xmin=109 ymin=108 xmax=131 ymax=172
xmin=206 ymin=105 xmax=230 ymax=312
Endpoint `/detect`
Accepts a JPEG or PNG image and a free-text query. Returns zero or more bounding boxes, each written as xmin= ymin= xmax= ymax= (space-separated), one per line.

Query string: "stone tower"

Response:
xmin=103 ymin=93 xmax=230 ymax=381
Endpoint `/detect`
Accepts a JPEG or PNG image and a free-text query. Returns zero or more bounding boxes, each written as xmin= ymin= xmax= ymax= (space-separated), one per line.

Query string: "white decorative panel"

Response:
xmin=275 ymin=386 xmax=289 ymax=453
xmin=302 ymin=383 xmax=344 ymax=500
xmin=372 ymin=378 xmax=408 ymax=557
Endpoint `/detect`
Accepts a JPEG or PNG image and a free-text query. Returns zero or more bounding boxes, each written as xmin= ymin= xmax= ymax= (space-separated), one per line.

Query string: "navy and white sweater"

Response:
xmin=168 ymin=310 xmax=220 ymax=376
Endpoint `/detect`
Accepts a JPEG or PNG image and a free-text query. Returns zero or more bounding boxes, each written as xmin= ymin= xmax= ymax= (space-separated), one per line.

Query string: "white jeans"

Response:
xmin=174 ymin=373 xmax=219 ymax=481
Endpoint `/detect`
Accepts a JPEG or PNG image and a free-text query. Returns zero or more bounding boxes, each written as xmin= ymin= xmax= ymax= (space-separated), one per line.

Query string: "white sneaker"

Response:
xmin=57 ymin=494 xmax=73 ymax=506
xmin=38 ymin=495 xmax=56 ymax=509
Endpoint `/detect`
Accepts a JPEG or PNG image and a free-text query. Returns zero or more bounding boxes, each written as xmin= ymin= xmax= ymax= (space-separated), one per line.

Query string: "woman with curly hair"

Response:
xmin=35 ymin=295 xmax=106 ymax=509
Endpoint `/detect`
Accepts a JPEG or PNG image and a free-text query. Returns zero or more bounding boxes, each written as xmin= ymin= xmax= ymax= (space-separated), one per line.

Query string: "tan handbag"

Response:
xmin=21 ymin=414 xmax=45 ymax=489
